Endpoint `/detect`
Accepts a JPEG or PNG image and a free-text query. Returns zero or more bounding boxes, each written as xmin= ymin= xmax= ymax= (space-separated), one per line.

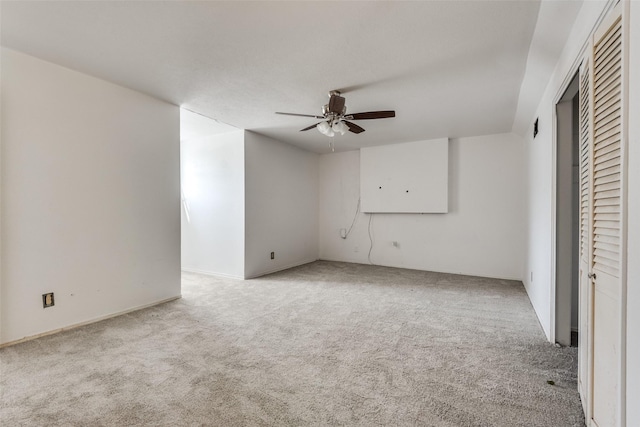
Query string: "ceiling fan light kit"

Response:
xmin=317 ymin=121 xmax=334 ymax=137
xmin=275 ymin=91 xmax=396 ymax=143
xmin=333 ymin=120 xmax=349 ymax=135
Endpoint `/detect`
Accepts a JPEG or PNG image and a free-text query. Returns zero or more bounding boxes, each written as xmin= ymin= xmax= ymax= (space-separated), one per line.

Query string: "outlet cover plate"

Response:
xmin=42 ymin=292 xmax=55 ymax=308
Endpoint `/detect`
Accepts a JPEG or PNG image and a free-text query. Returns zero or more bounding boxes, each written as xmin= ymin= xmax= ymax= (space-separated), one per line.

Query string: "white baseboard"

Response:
xmin=318 ymin=257 xmax=524 ymax=282
xmin=181 ymin=267 xmax=244 ymax=280
xmin=0 ymin=295 xmax=181 ymax=349
xmin=244 ymin=258 xmax=319 ymax=279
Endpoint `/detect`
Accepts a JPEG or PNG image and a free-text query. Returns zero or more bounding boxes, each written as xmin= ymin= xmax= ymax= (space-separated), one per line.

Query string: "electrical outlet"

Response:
xmin=42 ymin=292 xmax=55 ymax=308
xmin=270 ymin=251 xmax=275 ymax=260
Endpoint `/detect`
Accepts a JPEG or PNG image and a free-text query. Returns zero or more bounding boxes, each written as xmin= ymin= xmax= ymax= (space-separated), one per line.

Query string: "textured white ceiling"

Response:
xmin=2 ymin=1 xmax=580 ymax=153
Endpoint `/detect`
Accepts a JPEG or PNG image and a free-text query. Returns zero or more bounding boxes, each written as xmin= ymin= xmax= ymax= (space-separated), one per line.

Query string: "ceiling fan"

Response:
xmin=276 ymin=90 xmax=395 ymax=137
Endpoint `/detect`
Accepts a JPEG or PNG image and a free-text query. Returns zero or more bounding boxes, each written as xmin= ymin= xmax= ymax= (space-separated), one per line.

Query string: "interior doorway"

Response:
xmin=555 ymin=72 xmax=580 ymax=347
xmin=179 ymin=109 xmax=245 ymax=279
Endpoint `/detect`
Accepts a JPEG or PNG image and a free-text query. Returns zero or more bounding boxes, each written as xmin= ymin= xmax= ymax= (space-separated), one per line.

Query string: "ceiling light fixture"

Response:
xmin=332 ymin=120 xmax=348 ymax=135
xmin=317 ymin=119 xmax=349 ymax=137
xmin=317 ymin=121 xmax=335 ymax=137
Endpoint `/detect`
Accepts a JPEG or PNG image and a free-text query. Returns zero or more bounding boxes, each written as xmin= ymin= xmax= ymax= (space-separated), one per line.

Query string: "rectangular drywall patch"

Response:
xmin=360 ymin=138 xmax=448 ymax=213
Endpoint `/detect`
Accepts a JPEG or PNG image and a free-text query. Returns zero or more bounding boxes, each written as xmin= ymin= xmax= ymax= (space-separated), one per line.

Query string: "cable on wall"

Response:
xmin=342 ymin=197 xmax=361 ymax=239
xmin=367 ymin=213 xmax=374 ymax=265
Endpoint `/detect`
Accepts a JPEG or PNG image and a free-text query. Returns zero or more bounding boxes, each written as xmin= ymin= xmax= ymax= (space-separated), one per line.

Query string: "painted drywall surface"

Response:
xmin=512 ymin=0 xmax=584 ymax=136
xmin=522 ymin=1 xmax=609 ymax=340
xmin=318 ymin=150 xmax=364 ymax=263
xmin=243 ymin=132 xmax=319 ymax=279
xmin=0 ymin=48 xmax=3 ymax=341
xmin=360 ymin=139 xmax=448 ymax=213
xmin=0 ymin=48 xmax=180 ymax=344
xmin=626 ymin=1 xmax=640 ymax=424
xmin=181 ymin=130 xmax=245 ymax=278
xmin=319 ymin=133 xmax=526 ymax=281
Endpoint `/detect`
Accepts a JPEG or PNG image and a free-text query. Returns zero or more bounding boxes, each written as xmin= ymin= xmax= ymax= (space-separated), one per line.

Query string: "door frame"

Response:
xmin=618 ymin=1 xmax=630 ymax=424
xmin=553 ymin=82 xmax=580 ymax=347
xmin=550 ymin=43 xmax=589 ymax=346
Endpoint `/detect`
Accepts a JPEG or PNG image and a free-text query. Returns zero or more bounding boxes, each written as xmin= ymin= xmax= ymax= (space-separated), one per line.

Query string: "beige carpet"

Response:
xmin=0 ymin=261 xmax=584 ymax=426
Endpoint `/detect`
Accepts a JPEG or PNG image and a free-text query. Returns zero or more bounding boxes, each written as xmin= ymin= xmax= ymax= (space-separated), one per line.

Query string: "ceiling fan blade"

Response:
xmin=300 ymin=122 xmax=322 ymax=132
xmin=347 ymin=110 xmax=396 ymax=120
xmin=276 ymin=112 xmax=324 ymax=119
xmin=344 ymin=121 xmax=365 ymax=134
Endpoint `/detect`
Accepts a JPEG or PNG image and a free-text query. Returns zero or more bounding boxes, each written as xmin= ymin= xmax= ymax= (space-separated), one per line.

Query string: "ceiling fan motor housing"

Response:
xmin=328 ymin=94 xmax=346 ymax=115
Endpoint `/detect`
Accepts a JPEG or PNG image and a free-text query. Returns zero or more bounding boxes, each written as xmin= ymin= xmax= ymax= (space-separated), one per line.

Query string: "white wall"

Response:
xmin=181 ymin=130 xmax=245 ymax=278
xmin=243 ymin=132 xmax=319 ymax=278
xmin=626 ymin=1 xmax=640 ymax=424
xmin=522 ymin=1 xmax=609 ymax=339
xmin=0 ymin=48 xmax=180 ymax=344
xmin=0 ymin=45 xmax=4 ymax=342
xmin=319 ymin=133 xmax=526 ymax=281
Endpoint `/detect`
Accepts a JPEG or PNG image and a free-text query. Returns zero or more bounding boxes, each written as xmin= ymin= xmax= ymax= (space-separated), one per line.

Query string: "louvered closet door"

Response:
xmin=577 ymin=56 xmax=591 ymax=417
xmin=590 ymin=6 xmax=623 ymax=427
